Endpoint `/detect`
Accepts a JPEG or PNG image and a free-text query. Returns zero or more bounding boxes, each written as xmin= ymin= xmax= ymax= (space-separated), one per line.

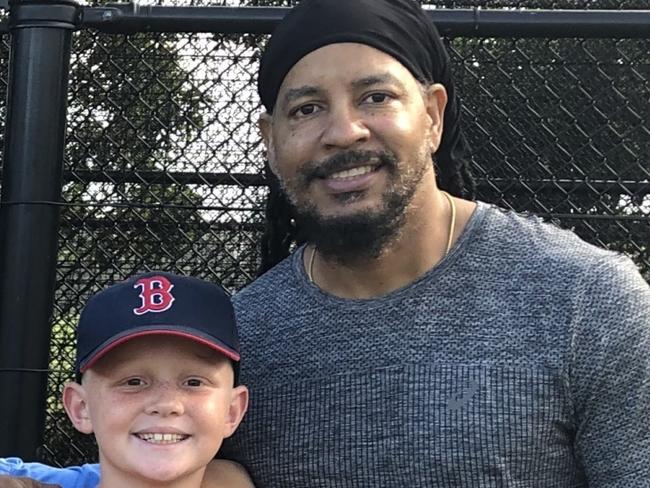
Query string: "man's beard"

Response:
xmin=280 ymin=149 xmax=430 ymax=265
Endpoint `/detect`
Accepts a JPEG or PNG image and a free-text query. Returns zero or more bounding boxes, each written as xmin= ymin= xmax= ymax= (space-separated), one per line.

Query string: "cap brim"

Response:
xmin=79 ymin=328 xmax=240 ymax=373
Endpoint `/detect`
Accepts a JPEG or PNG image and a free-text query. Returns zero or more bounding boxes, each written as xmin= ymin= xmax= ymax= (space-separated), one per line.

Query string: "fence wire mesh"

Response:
xmin=0 ymin=0 xmax=648 ymax=466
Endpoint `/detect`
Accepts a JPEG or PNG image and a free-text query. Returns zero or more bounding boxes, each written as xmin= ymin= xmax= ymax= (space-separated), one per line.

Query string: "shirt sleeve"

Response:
xmin=0 ymin=459 xmax=100 ymax=488
xmin=570 ymin=255 xmax=650 ymax=486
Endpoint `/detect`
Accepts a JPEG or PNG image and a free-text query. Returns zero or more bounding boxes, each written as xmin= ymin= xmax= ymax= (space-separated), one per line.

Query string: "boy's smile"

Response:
xmin=133 ymin=431 xmax=190 ymax=444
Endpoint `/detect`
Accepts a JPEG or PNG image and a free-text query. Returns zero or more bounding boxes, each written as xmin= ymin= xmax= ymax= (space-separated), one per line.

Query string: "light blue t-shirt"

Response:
xmin=0 ymin=458 xmax=99 ymax=488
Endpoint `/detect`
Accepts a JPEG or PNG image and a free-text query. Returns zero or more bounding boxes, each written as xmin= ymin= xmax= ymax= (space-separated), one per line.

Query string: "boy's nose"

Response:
xmin=144 ymin=384 xmax=185 ymax=416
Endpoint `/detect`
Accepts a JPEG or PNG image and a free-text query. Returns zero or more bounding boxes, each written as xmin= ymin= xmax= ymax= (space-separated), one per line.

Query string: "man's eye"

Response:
xmin=364 ymin=93 xmax=389 ymax=104
xmin=185 ymin=378 xmax=203 ymax=387
xmin=291 ymin=104 xmax=318 ymax=117
xmin=126 ymin=378 xmax=143 ymax=386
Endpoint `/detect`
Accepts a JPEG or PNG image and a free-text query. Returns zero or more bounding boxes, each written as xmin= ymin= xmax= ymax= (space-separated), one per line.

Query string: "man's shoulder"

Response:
xmin=478 ymin=204 xmax=650 ymax=310
xmin=480 ymin=203 xmax=615 ymax=266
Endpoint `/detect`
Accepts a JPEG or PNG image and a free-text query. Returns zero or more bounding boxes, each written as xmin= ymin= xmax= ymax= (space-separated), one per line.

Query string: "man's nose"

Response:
xmin=144 ymin=384 xmax=185 ymax=416
xmin=320 ymin=105 xmax=370 ymax=150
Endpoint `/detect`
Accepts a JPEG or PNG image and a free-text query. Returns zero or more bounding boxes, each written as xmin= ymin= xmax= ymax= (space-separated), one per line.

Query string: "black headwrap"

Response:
xmin=257 ymin=0 xmax=470 ymax=195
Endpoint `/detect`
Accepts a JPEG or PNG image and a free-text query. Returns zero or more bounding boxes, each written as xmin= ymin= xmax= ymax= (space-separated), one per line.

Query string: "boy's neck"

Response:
xmin=98 ymin=465 xmax=206 ymax=488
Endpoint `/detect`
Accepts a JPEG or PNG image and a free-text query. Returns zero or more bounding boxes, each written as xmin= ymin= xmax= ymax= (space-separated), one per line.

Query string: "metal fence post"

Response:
xmin=0 ymin=0 xmax=78 ymax=459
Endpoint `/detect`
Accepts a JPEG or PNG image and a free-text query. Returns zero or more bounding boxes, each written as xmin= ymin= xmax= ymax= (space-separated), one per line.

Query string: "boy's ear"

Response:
xmin=62 ymin=381 xmax=94 ymax=434
xmin=258 ymin=113 xmax=278 ymax=176
xmin=424 ymin=83 xmax=447 ymax=154
xmin=223 ymin=385 xmax=249 ymax=439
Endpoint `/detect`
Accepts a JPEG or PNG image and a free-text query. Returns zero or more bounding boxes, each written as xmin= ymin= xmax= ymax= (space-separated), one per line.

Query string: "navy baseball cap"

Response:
xmin=75 ymin=272 xmax=240 ymax=374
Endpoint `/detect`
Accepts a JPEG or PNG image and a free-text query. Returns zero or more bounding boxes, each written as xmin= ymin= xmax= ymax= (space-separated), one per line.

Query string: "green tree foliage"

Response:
xmin=451 ymin=36 xmax=648 ymax=279
xmin=61 ymin=30 xmax=208 ymax=278
xmin=45 ymin=13 xmax=211 ymax=465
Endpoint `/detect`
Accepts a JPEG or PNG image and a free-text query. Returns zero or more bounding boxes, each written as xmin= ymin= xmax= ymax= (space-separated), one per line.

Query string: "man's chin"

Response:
xmin=311 ymin=190 xmax=384 ymax=216
xmin=315 ymin=204 xmax=380 ymax=222
xmin=298 ymin=208 xmax=405 ymax=265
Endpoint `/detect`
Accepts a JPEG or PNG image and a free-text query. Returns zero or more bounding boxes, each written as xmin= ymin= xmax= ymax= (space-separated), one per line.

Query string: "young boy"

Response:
xmin=0 ymin=272 xmax=253 ymax=488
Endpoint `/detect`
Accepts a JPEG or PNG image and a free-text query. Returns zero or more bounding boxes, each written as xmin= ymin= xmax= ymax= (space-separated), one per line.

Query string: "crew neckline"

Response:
xmin=293 ymin=201 xmax=489 ymax=307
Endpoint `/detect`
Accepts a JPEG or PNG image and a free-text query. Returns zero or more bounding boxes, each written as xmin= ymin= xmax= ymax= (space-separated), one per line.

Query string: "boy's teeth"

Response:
xmin=329 ymin=165 xmax=374 ymax=180
xmin=136 ymin=433 xmax=188 ymax=444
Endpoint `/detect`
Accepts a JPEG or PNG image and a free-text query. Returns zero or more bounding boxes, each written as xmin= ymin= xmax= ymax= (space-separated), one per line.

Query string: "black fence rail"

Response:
xmin=0 ymin=0 xmax=648 ymax=465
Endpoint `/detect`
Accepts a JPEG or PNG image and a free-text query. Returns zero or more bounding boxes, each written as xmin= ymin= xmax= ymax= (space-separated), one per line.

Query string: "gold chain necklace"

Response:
xmin=307 ymin=191 xmax=456 ymax=283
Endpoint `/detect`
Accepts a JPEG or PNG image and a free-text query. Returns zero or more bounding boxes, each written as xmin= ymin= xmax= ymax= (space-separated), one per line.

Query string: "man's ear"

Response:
xmin=424 ymin=83 xmax=447 ymax=153
xmin=258 ymin=113 xmax=278 ymax=176
xmin=223 ymin=385 xmax=250 ymax=439
xmin=62 ymin=381 xmax=94 ymax=434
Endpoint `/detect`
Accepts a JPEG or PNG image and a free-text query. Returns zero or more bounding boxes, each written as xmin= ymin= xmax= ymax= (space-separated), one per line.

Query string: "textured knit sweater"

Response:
xmin=222 ymin=202 xmax=650 ymax=487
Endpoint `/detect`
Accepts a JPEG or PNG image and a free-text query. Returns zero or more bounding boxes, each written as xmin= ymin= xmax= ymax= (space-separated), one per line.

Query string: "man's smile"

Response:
xmin=320 ymin=164 xmax=384 ymax=194
xmin=328 ymin=164 xmax=377 ymax=180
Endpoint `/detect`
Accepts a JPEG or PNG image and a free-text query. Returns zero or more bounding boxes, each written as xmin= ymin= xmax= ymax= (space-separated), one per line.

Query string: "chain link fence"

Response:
xmin=0 ymin=0 xmax=648 ymax=466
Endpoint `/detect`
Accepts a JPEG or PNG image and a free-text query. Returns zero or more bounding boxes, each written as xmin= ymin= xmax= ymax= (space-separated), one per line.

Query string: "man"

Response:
xmin=220 ymin=0 xmax=650 ymax=486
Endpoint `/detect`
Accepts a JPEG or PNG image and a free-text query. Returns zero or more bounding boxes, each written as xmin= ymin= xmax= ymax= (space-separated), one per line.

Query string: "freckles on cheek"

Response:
xmin=100 ymin=393 xmax=136 ymax=412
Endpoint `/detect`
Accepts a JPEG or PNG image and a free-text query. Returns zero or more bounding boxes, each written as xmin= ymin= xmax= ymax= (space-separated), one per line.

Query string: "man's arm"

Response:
xmin=570 ymin=255 xmax=650 ymax=486
xmin=0 ymin=459 xmax=99 ymax=488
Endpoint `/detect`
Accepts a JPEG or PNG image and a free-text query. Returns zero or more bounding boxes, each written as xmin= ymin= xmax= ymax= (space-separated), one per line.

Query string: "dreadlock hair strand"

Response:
xmin=258 ymin=161 xmax=299 ymax=276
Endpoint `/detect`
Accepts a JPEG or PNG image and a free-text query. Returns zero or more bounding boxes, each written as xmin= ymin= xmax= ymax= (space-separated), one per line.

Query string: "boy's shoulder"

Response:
xmin=0 ymin=476 xmax=60 ymax=488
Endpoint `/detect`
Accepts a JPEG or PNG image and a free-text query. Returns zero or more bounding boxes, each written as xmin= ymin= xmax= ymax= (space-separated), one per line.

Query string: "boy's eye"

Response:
xmin=184 ymin=378 xmax=204 ymax=387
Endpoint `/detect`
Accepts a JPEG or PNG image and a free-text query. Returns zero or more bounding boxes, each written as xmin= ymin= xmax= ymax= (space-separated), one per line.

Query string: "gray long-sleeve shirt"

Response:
xmin=223 ymin=202 xmax=650 ymax=487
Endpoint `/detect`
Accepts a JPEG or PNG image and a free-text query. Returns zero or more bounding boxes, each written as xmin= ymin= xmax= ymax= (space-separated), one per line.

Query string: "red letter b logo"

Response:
xmin=133 ymin=276 xmax=175 ymax=315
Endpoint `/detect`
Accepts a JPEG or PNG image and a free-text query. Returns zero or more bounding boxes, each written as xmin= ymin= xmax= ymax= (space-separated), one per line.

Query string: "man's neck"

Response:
xmin=306 ymin=189 xmax=476 ymax=299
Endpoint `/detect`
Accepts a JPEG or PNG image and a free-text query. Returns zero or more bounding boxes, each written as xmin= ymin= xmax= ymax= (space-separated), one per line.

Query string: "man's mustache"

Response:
xmin=296 ymin=150 xmax=398 ymax=186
